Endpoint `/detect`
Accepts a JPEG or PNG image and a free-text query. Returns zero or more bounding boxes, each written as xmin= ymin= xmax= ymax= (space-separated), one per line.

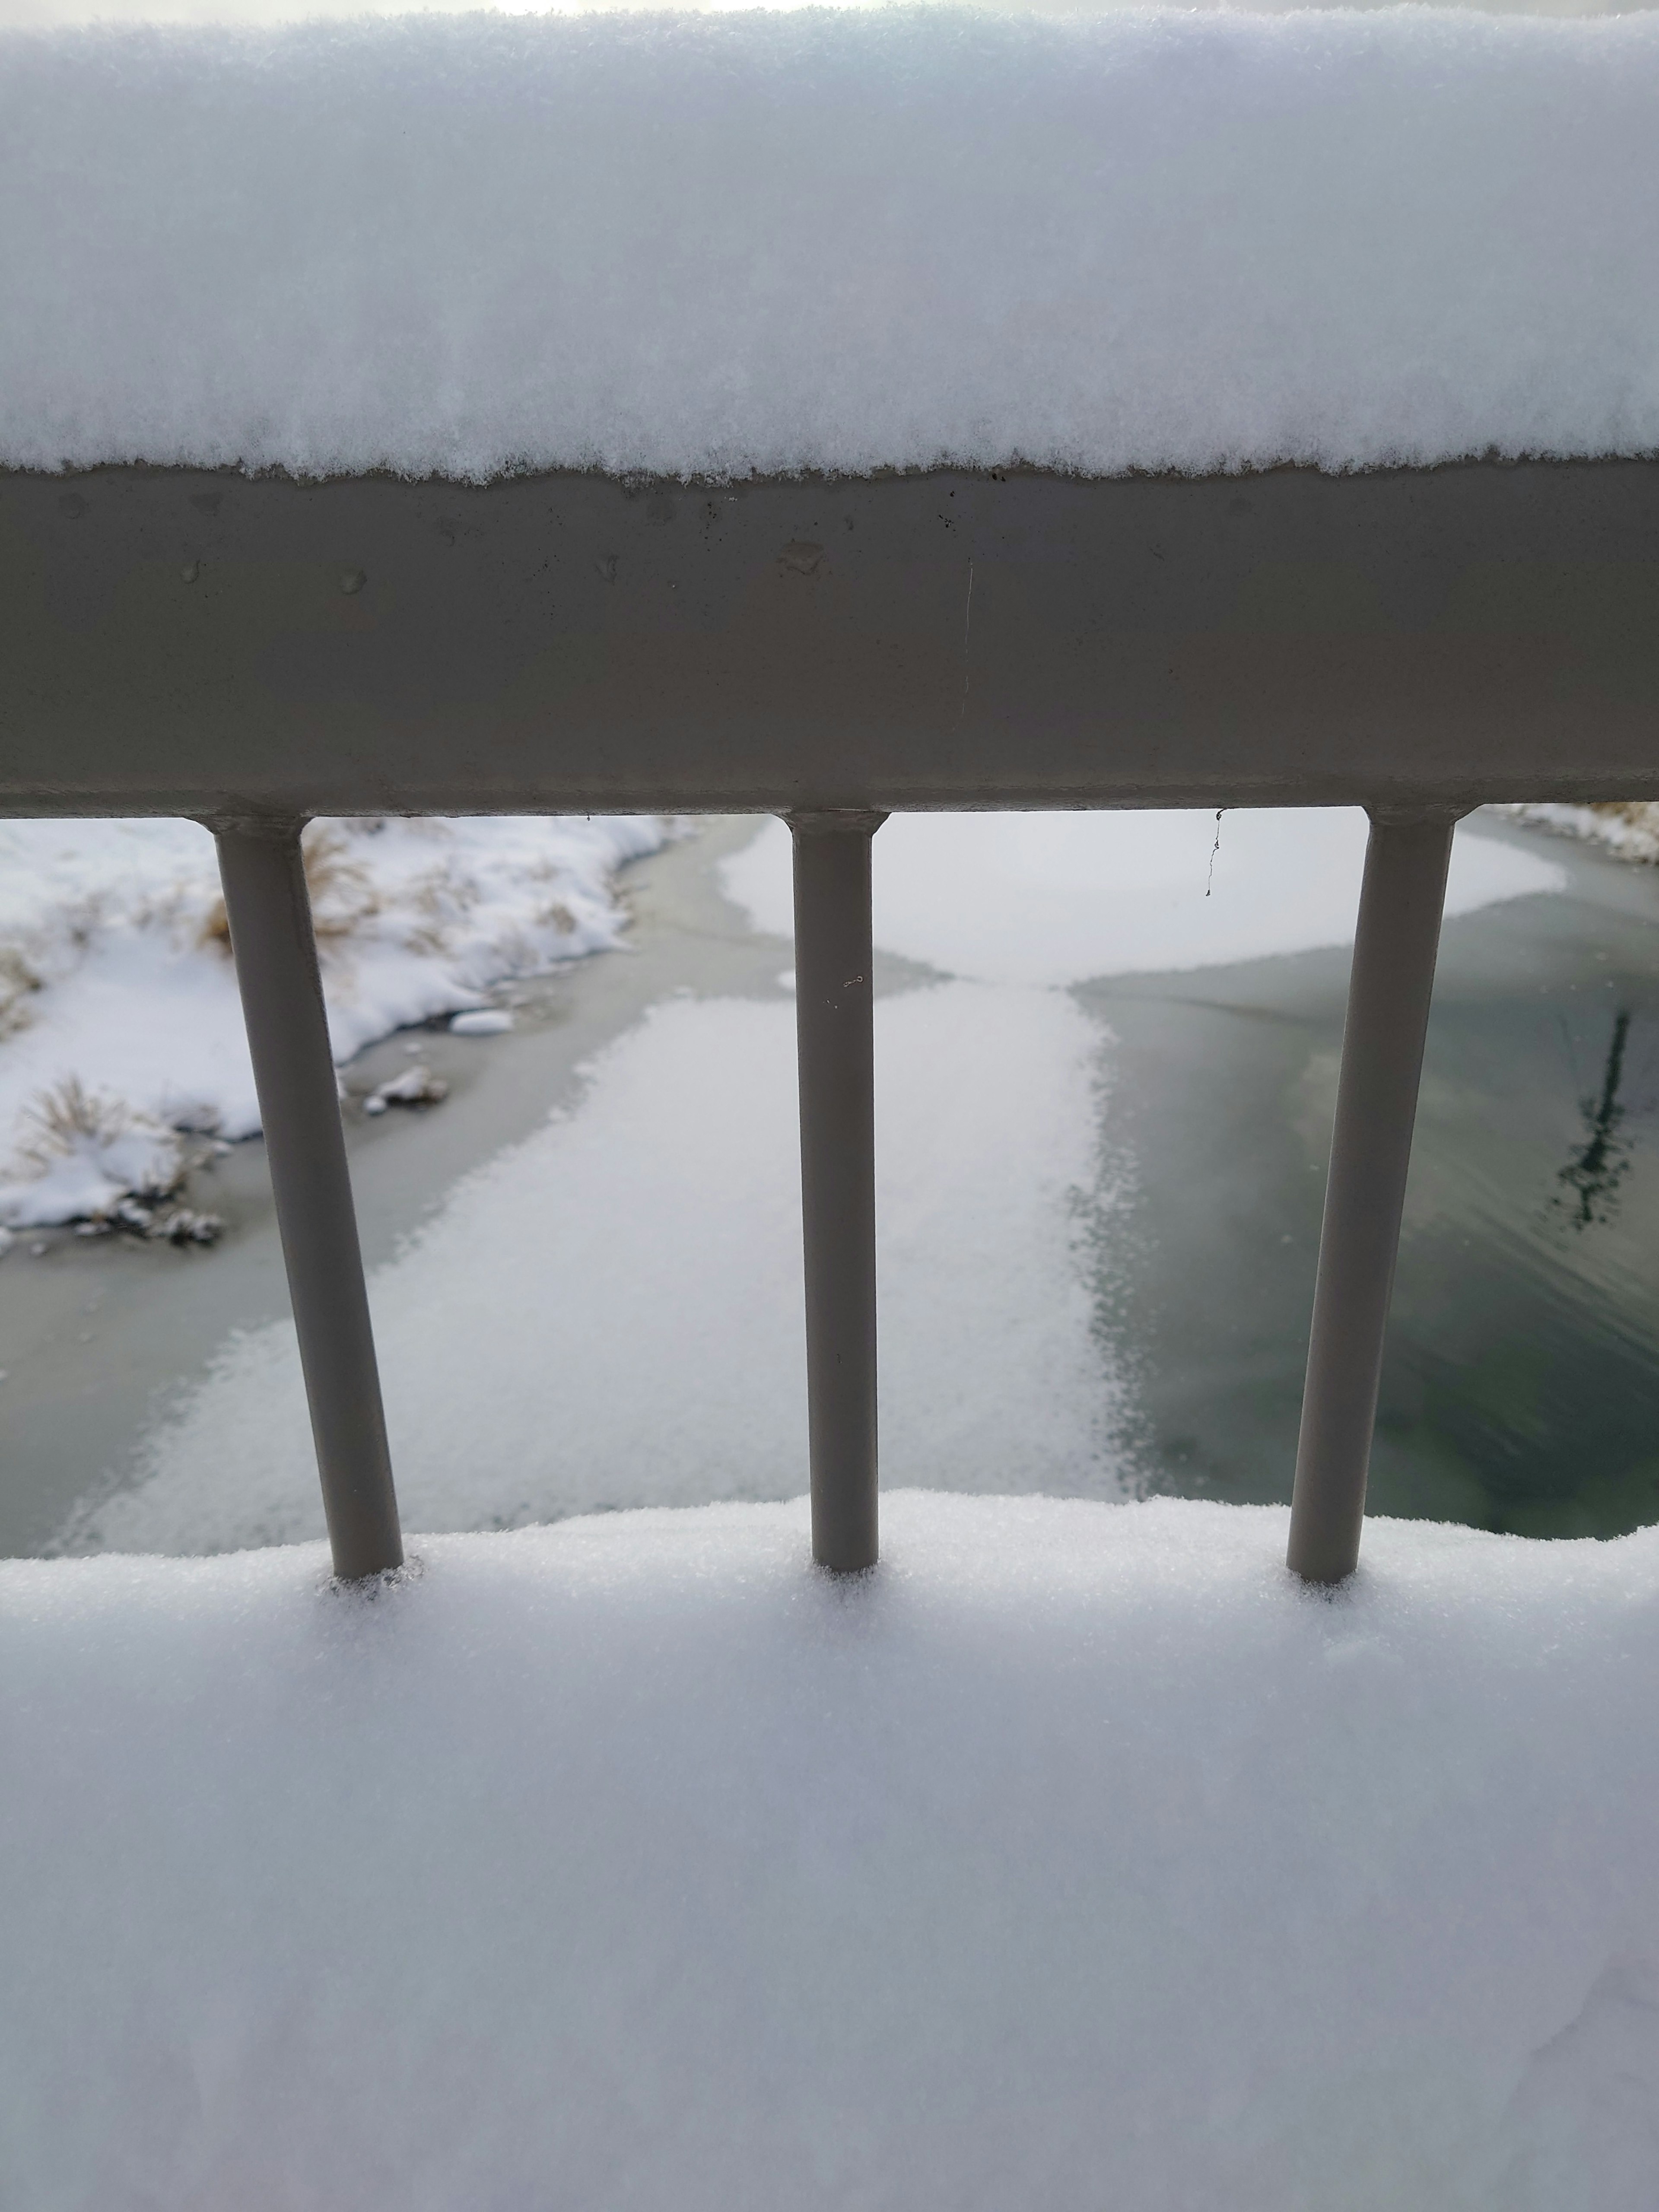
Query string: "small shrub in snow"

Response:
xmin=20 ymin=1075 xmax=133 ymax=1160
xmin=0 ymin=814 xmax=664 ymax=1224
xmin=197 ymin=822 xmax=381 ymax=955
xmin=0 ymin=945 xmax=41 ymax=1041
xmin=0 ymin=1076 xmax=187 ymax=1229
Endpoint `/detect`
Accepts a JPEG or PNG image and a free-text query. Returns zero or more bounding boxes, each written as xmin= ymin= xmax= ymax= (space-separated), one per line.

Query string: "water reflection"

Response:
xmin=1096 ymin=821 xmax=1659 ymax=1541
xmin=1555 ymin=1010 xmax=1633 ymax=1230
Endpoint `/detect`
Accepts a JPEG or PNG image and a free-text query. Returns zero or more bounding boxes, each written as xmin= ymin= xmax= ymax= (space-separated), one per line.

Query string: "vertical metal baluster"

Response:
xmin=213 ymin=819 xmax=404 ymax=1581
xmin=1286 ymin=807 xmax=1462 ymax=1585
xmin=788 ymin=810 xmax=886 ymax=1573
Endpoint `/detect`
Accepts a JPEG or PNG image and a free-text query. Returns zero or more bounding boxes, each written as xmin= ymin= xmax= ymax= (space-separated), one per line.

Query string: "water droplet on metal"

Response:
xmin=181 ymin=561 xmax=200 ymax=584
xmin=341 ymin=569 xmax=365 ymax=595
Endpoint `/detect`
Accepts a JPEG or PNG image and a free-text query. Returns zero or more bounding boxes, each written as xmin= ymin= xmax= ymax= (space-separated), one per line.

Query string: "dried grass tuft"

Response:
xmin=0 ymin=945 xmax=42 ymax=1041
xmin=199 ymin=825 xmax=381 ymax=953
xmin=1588 ymin=802 xmax=1659 ymax=830
xmin=18 ymin=1075 xmax=130 ymax=1166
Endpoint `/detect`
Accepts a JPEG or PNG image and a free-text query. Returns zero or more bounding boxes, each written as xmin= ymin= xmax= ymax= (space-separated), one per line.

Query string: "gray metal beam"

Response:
xmin=213 ymin=822 xmax=404 ymax=1582
xmin=791 ymin=811 xmax=884 ymax=1573
xmin=4 ymin=459 xmax=1659 ymax=818
xmin=1285 ymin=811 xmax=1459 ymax=1586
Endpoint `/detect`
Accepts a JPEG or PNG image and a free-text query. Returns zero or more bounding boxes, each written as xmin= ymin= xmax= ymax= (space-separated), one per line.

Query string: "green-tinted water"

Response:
xmin=1092 ymin=817 xmax=1659 ymax=1537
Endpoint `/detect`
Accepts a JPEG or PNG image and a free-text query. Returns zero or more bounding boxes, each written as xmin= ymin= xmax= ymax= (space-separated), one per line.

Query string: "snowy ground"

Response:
xmin=56 ymin=807 xmax=1563 ymax=1554
xmin=0 ymin=814 xmax=664 ymax=1226
xmin=5 ymin=1493 xmax=1658 ymax=2211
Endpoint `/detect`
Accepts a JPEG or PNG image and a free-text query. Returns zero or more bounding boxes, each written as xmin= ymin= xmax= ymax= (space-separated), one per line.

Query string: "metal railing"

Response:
xmin=5 ymin=458 xmax=1659 ymax=1585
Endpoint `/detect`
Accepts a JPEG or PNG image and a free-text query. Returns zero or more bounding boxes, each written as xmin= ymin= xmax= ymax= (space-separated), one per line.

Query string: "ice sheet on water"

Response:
xmin=722 ymin=809 xmax=1566 ymax=985
xmin=4 ymin=1492 xmax=1659 ymax=2207
xmin=65 ymin=982 xmax=1122 ymax=1552
xmin=3 ymin=10 xmax=1658 ymax=480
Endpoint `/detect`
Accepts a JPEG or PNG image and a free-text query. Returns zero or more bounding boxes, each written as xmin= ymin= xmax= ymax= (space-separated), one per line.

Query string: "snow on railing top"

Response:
xmin=1 ymin=7 xmax=1657 ymax=484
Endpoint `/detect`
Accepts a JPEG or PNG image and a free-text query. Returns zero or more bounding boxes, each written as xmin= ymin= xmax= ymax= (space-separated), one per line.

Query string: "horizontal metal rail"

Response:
xmin=3 ymin=457 xmax=1653 ymax=1582
xmin=3 ymin=459 xmax=1659 ymax=820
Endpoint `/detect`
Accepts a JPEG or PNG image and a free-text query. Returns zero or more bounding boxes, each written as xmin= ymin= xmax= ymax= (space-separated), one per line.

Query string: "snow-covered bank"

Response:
xmin=65 ymin=981 xmax=1119 ymax=1551
xmin=0 ymin=814 xmax=663 ymax=1225
xmin=723 ymin=810 xmax=1565 ymax=985
xmin=4 ymin=11 xmax=1659 ymax=480
xmin=4 ymin=1492 xmax=1658 ymax=2210
xmin=1504 ymin=804 xmax=1659 ymax=868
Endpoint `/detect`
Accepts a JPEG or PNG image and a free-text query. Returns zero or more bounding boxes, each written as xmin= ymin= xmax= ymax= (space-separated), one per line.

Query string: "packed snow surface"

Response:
xmin=723 ymin=809 xmax=1566 ymax=985
xmin=3 ymin=10 xmax=1659 ymax=480
xmin=68 ymin=981 xmax=1119 ymax=1550
xmin=0 ymin=813 xmax=661 ymax=1224
xmin=5 ymin=1493 xmax=1659 ymax=2209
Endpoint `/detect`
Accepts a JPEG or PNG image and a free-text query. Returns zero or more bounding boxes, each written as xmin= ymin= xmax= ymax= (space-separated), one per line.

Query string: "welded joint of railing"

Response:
xmin=1285 ymin=804 xmax=1468 ymax=1587
xmin=207 ymin=813 xmax=404 ymax=1583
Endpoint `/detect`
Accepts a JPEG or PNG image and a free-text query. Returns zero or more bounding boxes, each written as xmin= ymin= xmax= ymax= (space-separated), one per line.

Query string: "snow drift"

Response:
xmin=2 ymin=9 xmax=1658 ymax=482
xmin=3 ymin=1492 xmax=1658 ymax=2209
xmin=0 ymin=813 xmax=662 ymax=1224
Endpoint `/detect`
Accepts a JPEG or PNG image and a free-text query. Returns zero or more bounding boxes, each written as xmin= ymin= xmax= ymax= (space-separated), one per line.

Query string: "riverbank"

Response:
xmin=0 ymin=820 xmax=796 ymax=1552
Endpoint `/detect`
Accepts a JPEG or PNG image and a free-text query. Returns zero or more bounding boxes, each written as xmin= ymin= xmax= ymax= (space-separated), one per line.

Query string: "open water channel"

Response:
xmin=2 ymin=810 xmax=1656 ymax=1555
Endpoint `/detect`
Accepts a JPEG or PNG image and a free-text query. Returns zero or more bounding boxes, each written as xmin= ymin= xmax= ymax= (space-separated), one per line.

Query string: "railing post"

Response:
xmin=788 ymin=810 xmax=886 ymax=1573
xmin=1286 ymin=807 xmax=1462 ymax=1585
xmin=213 ymin=819 xmax=404 ymax=1581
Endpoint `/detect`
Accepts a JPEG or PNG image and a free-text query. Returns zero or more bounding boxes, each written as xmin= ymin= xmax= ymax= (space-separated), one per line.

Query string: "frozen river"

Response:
xmin=3 ymin=808 xmax=1655 ymax=1556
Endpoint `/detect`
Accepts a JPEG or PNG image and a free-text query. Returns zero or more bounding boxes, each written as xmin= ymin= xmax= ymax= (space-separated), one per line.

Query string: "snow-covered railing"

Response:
xmin=5 ymin=7 xmax=1659 ymax=1583
xmin=5 ymin=455 xmax=1659 ymax=1583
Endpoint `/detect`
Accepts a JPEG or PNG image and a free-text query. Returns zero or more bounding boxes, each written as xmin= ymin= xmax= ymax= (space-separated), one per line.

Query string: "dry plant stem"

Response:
xmin=200 ymin=821 xmax=379 ymax=952
xmin=19 ymin=1075 xmax=130 ymax=1168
